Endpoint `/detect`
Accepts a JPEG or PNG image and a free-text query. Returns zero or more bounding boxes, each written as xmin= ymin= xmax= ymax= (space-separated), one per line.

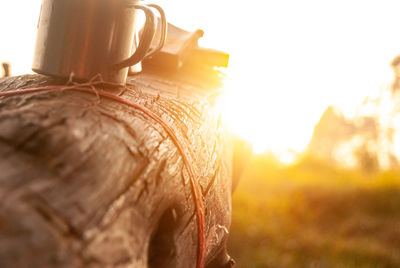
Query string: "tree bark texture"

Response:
xmin=0 ymin=72 xmax=233 ymax=268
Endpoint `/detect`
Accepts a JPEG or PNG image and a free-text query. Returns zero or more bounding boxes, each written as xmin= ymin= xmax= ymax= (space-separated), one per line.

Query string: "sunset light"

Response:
xmin=166 ymin=0 xmax=400 ymax=162
xmin=1 ymin=0 xmax=400 ymax=162
xmin=3 ymin=1 xmax=400 ymax=267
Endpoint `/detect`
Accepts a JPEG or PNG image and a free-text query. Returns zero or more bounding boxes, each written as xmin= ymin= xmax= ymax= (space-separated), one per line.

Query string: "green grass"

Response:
xmin=228 ymin=155 xmax=400 ymax=268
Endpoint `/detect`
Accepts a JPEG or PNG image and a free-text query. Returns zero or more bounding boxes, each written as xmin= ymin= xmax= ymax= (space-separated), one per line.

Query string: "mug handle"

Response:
xmin=144 ymin=4 xmax=167 ymax=58
xmin=113 ymin=4 xmax=159 ymax=70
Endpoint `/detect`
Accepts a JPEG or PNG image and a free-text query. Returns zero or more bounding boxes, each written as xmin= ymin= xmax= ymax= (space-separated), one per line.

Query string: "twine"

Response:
xmin=0 ymin=75 xmax=206 ymax=268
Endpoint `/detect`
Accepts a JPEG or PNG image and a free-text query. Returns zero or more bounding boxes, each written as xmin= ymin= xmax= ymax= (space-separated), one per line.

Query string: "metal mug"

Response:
xmin=32 ymin=0 xmax=166 ymax=84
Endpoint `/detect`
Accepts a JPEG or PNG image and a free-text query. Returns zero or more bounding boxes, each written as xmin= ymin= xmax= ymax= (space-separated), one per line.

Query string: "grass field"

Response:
xmin=228 ymin=155 xmax=400 ymax=268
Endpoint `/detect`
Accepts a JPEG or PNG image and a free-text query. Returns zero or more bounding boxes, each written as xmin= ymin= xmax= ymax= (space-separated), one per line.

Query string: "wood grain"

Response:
xmin=0 ymin=73 xmax=234 ymax=268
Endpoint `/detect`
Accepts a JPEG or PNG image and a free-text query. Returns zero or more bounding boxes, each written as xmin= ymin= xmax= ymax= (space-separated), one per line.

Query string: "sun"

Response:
xmin=217 ymin=54 xmax=319 ymax=161
xmin=2 ymin=0 xmax=400 ymax=165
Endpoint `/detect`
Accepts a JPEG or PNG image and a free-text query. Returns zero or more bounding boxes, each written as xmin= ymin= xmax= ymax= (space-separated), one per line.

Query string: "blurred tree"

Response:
xmin=391 ymin=55 xmax=400 ymax=93
xmin=1 ymin=62 xmax=10 ymax=77
xmin=306 ymin=54 xmax=400 ymax=170
xmin=307 ymin=106 xmax=383 ymax=170
xmin=308 ymin=106 xmax=357 ymax=163
xmin=390 ymin=55 xmax=400 ymax=114
xmin=354 ymin=143 xmax=379 ymax=172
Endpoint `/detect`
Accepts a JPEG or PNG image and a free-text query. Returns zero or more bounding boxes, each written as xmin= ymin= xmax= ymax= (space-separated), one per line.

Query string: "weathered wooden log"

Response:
xmin=0 ymin=72 xmax=234 ymax=268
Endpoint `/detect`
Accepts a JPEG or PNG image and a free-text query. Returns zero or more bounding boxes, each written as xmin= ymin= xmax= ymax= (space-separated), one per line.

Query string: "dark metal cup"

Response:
xmin=32 ymin=0 xmax=166 ymax=84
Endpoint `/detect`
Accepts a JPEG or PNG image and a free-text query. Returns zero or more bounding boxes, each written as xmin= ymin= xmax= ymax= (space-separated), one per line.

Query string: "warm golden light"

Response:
xmin=165 ymin=0 xmax=400 ymax=163
xmin=3 ymin=3 xmax=400 ymax=268
xmin=2 ymin=0 xmax=400 ymax=164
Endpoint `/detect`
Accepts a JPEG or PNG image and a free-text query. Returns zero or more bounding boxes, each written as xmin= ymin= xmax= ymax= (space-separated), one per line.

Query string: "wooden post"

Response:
xmin=0 ymin=72 xmax=234 ymax=268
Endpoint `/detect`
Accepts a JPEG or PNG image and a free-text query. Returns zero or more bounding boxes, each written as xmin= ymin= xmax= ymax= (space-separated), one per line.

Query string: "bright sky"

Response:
xmin=1 ymin=0 xmax=400 ymax=161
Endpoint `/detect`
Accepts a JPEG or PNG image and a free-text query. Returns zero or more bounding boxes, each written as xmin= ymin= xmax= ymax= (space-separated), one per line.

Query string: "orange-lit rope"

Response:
xmin=0 ymin=80 xmax=206 ymax=268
